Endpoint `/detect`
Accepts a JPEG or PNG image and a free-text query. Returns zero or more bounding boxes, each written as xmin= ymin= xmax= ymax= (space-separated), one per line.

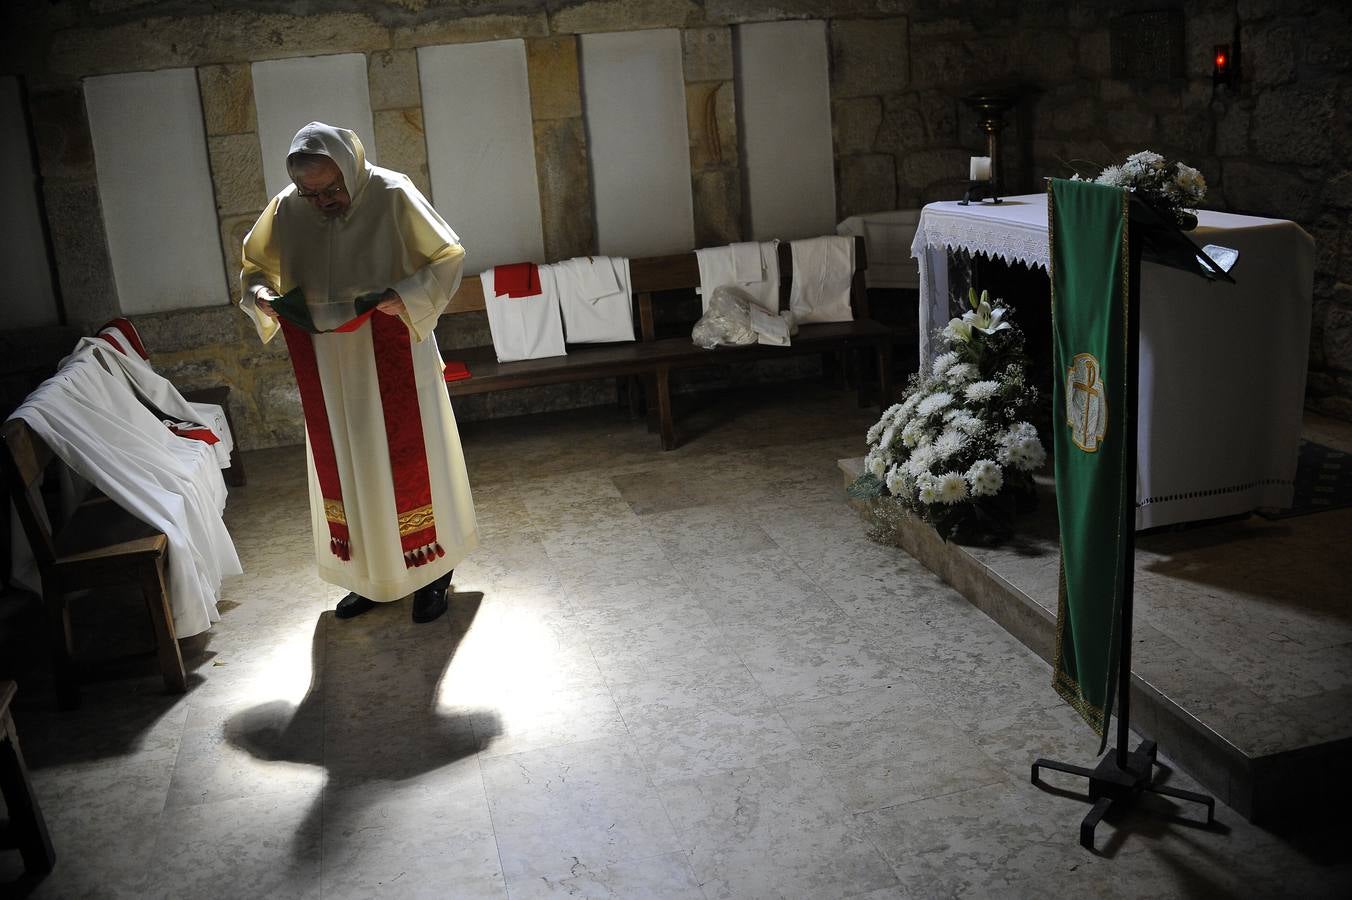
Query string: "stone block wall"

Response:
xmin=830 ymin=0 xmax=1352 ymax=422
xmin=3 ymin=0 xmax=1350 ymax=447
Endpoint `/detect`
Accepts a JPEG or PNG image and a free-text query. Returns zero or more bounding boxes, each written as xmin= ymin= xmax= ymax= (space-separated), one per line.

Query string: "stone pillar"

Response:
xmin=829 ymin=17 xmax=911 ymax=219
xmin=194 ymin=63 xmax=295 ymax=451
xmin=198 ymin=63 xmax=265 ymax=305
xmin=526 ymin=35 xmax=595 ymax=261
xmin=368 ymin=49 xmax=433 ymax=202
xmin=682 ymin=26 xmax=742 ymax=247
xmin=28 ymin=86 xmax=117 ymax=330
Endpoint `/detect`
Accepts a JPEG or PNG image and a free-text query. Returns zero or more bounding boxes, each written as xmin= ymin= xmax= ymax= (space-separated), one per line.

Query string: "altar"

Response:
xmin=911 ymin=195 xmax=1315 ymax=530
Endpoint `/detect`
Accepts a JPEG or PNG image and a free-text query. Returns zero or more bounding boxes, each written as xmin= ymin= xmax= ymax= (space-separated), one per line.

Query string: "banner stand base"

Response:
xmin=1031 ymin=739 xmax=1216 ymax=851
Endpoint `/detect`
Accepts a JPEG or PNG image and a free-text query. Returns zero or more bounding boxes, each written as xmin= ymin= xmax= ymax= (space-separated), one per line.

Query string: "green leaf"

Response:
xmin=847 ymin=473 xmax=885 ymax=499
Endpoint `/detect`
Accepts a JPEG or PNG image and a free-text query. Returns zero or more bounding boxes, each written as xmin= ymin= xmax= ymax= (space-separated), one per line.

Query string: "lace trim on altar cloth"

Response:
xmin=1135 ymin=477 xmax=1294 ymax=508
xmin=913 ymin=219 xmax=1051 ymax=271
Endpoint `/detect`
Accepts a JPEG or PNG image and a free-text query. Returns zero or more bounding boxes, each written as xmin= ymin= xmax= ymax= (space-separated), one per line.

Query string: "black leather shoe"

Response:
xmin=411 ymin=572 xmax=452 ymax=624
xmin=335 ymin=593 xmax=376 ymax=619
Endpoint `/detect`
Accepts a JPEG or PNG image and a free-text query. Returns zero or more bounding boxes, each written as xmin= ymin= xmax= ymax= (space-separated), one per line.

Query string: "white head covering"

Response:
xmin=286 ymin=121 xmax=372 ymax=205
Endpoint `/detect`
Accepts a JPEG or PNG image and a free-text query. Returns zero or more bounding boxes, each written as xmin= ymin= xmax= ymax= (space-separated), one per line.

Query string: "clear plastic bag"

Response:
xmin=691 ymin=285 xmax=759 ymax=349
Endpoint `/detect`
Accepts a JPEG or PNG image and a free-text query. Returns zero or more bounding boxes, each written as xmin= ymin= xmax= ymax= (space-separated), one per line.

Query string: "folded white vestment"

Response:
xmin=553 ymin=256 xmax=635 ymax=344
xmin=481 ymin=267 xmax=567 ymax=362
xmin=789 ymin=235 xmax=855 ymax=323
xmin=696 ymin=241 xmax=781 ymax=314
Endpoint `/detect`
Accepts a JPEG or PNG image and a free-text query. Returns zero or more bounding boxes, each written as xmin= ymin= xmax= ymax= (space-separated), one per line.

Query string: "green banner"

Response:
xmin=1048 ymin=178 xmax=1132 ymax=745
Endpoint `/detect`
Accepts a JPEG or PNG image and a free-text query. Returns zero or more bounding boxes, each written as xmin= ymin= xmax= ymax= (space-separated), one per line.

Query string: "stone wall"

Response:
xmin=830 ymin=0 xmax=1352 ymax=421
xmin=3 ymin=0 xmax=1350 ymax=448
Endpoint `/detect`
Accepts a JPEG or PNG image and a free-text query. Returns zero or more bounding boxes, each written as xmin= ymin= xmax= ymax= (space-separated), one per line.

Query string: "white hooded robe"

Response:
xmin=239 ymin=122 xmax=478 ymax=602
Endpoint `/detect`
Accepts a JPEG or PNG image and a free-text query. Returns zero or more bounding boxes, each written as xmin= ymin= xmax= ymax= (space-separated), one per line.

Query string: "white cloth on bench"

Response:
xmin=83 ymin=337 xmax=235 ymax=469
xmin=789 ymin=235 xmax=855 ymax=323
xmin=10 ymin=345 xmax=241 ymax=638
xmin=481 ymin=267 xmax=567 ymax=362
xmin=696 ymin=241 xmax=780 ymax=313
xmin=554 ymin=256 xmax=635 ymax=343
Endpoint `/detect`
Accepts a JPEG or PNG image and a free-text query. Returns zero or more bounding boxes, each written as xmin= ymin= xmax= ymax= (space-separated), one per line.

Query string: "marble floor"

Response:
xmin=3 ymin=383 xmax=1351 ymax=898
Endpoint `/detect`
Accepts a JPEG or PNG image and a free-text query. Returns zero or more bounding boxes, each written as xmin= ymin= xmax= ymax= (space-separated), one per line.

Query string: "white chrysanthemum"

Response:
xmin=933 ymin=428 xmax=968 ymax=460
xmin=947 ymin=411 xmax=985 ymax=435
xmin=937 ymin=472 xmax=968 ymax=505
xmin=964 ymin=380 xmax=1000 ymax=402
xmin=931 ymin=350 xmax=961 ymax=377
xmin=1095 ymin=164 xmax=1126 ymax=187
xmin=885 ymin=465 xmax=908 ymax=497
xmin=1127 ymin=149 xmax=1164 ymax=168
xmin=866 ymin=419 xmax=885 ymax=445
xmin=880 ymin=424 xmax=898 ymax=450
xmin=866 ymin=450 xmax=888 ymax=478
xmin=901 ymin=419 xmax=928 ymax=448
xmin=945 ymin=362 xmax=977 ymax=384
xmin=966 ymin=459 xmax=1004 ymax=497
xmin=996 ymin=422 xmax=1043 ymax=470
xmin=908 ymin=440 xmax=940 ymax=472
xmin=1007 ymin=436 xmax=1047 ymax=472
xmin=916 ymin=392 xmax=953 ymax=417
xmin=916 ymin=473 xmax=939 ymax=504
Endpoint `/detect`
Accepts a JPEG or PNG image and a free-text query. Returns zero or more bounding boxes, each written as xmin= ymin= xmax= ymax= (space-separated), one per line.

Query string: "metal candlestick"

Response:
xmin=961 ymin=91 xmax=1018 ymax=197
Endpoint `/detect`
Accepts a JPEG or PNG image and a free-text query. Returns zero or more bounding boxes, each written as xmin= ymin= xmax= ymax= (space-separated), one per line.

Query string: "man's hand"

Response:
xmin=255 ymin=289 xmax=280 ymax=319
xmin=377 ymin=289 xmax=406 ymax=317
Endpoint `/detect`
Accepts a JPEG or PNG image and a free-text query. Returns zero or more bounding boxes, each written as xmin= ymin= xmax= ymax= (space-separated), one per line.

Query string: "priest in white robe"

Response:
xmin=239 ymin=121 xmax=478 ymax=623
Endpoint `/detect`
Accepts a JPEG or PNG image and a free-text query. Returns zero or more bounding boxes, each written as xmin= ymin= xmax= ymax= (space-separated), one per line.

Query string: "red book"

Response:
xmin=443 ymin=360 xmax=472 ymax=382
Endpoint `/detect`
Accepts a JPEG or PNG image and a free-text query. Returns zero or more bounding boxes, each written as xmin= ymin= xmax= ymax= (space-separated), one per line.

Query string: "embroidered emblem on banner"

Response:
xmin=1067 ymin=352 xmax=1107 ymax=452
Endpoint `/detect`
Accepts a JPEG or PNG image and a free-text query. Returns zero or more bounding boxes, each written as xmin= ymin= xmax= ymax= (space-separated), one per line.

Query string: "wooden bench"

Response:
xmin=0 ymin=680 xmax=55 ymax=877
xmin=1 ymin=419 xmax=187 ymax=709
xmin=442 ymin=237 xmax=894 ymax=449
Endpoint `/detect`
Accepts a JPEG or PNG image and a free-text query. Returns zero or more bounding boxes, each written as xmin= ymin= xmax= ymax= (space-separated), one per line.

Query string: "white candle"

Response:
xmin=970 ymin=156 xmax=992 ymax=181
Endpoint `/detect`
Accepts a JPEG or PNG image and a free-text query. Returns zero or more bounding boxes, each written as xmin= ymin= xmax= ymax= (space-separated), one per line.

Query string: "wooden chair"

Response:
xmin=1 ymin=419 xmax=186 ymax=709
xmin=0 ymin=680 xmax=55 ymax=876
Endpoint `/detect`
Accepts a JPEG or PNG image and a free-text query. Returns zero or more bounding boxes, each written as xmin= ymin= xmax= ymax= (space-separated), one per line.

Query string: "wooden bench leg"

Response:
xmin=46 ymin=589 xmax=78 ymax=710
xmin=877 ymin=341 xmax=895 ymax=410
xmin=143 ymin=563 xmax=187 ymax=694
xmin=849 ymin=349 xmax=868 ymax=407
xmin=643 ymin=374 xmax=660 ymax=433
xmin=655 ymin=367 xmax=677 ymax=451
xmin=625 ymin=375 xmax=644 ymax=421
xmin=0 ymin=706 xmax=56 ymax=875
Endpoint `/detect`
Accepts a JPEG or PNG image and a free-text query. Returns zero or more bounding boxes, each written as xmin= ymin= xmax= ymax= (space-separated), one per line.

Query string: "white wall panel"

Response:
xmin=737 ymin=20 xmax=837 ymax=241
xmin=419 ymin=40 xmax=543 ymax=275
xmin=252 ymin=54 xmax=376 ymax=200
xmin=85 ymin=69 xmax=227 ymax=314
xmin=581 ymin=29 xmax=694 ymax=258
xmin=0 ymin=77 xmax=58 ymax=327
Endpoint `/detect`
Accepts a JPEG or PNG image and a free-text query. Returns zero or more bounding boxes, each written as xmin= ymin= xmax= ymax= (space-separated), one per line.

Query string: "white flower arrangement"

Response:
xmin=850 ymin=288 xmax=1045 ymax=542
xmin=1073 ymin=150 xmax=1207 ymax=228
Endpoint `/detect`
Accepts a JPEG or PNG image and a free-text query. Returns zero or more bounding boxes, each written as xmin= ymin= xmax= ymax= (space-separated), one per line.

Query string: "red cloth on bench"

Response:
xmin=493 ymin=262 xmax=542 ymax=298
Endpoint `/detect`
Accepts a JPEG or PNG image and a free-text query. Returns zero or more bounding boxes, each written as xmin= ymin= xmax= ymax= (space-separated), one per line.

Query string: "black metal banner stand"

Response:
xmin=1030 ymin=196 xmax=1229 ymax=852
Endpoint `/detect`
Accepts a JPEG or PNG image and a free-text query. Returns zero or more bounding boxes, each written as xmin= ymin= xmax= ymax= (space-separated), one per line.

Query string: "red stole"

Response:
xmin=494 ymin=262 xmax=542 ymax=298
xmin=279 ymin=314 xmax=445 ymax=568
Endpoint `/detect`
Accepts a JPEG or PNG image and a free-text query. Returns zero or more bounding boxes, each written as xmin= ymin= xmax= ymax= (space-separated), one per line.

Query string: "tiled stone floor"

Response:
xmin=3 ymin=383 xmax=1351 ymax=898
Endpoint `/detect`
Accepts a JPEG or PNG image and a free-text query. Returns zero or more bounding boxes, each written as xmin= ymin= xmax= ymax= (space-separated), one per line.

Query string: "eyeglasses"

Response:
xmin=296 ymin=182 xmax=346 ymax=201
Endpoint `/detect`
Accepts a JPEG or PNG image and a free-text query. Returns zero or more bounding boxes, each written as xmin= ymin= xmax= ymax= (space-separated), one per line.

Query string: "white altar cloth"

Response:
xmin=911 ymin=195 xmax=1315 ymax=530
